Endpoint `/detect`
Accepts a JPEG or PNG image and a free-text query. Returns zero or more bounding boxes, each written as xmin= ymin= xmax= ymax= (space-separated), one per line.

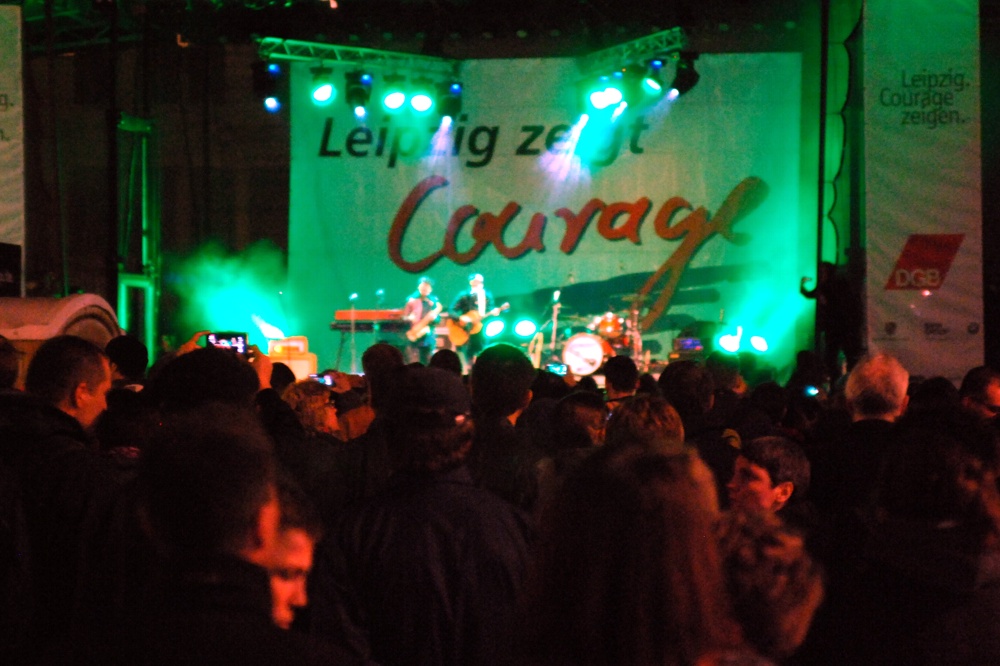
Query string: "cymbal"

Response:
xmin=610 ymin=292 xmax=646 ymax=302
xmin=561 ymin=314 xmax=594 ymax=325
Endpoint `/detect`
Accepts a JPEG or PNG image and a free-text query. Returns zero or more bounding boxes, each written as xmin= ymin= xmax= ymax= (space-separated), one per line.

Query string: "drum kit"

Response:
xmin=546 ymin=293 xmax=647 ymax=376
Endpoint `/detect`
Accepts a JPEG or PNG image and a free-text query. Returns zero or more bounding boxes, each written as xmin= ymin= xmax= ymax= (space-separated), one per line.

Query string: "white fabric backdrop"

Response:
xmin=287 ymin=54 xmax=809 ymax=372
xmin=864 ymin=0 xmax=983 ymax=382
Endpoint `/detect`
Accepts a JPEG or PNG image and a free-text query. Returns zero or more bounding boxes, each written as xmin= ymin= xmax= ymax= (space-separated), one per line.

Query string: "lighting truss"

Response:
xmin=257 ymin=38 xmax=461 ymax=79
xmin=575 ymin=27 xmax=688 ymax=78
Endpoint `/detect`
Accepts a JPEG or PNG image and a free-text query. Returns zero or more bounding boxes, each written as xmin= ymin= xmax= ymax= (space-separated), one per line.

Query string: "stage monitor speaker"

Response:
xmin=268 ymin=336 xmax=318 ymax=380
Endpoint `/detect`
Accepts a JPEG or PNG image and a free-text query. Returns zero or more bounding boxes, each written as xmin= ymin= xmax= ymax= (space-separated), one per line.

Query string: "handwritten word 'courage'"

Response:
xmin=388 ymin=175 xmax=768 ymax=276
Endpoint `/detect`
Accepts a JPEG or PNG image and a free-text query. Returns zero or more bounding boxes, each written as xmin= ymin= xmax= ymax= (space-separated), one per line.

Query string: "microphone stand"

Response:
xmin=349 ymin=293 xmax=359 ymax=374
xmin=550 ymin=301 xmax=561 ymax=355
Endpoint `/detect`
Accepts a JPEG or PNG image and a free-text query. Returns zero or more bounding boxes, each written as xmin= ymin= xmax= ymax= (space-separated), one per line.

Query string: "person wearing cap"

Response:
xmin=309 ymin=365 xmax=533 ymax=666
xmin=402 ymin=276 xmax=442 ymax=365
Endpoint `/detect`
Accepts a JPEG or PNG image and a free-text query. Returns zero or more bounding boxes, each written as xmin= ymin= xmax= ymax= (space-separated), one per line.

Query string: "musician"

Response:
xmin=450 ymin=273 xmax=494 ymax=366
xmin=403 ymin=276 xmax=442 ymax=364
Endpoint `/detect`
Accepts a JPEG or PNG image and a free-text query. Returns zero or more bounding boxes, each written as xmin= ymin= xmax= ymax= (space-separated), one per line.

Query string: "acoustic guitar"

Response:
xmin=446 ymin=303 xmax=510 ymax=347
xmin=405 ymin=303 xmax=443 ymax=342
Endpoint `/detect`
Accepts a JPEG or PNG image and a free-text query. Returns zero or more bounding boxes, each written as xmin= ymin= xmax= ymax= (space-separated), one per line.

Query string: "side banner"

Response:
xmin=0 ymin=6 xmax=24 ymax=296
xmin=864 ymin=0 xmax=983 ymax=383
xmin=288 ymin=54 xmax=808 ymax=372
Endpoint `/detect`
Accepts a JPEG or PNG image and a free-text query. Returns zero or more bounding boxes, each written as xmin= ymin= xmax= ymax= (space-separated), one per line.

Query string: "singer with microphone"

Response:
xmin=402 ymin=276 xmax=442 ymax=364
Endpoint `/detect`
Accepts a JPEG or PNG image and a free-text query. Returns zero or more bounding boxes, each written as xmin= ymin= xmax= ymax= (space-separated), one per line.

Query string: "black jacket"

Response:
xmin=312 ymin=465 xmax=533 ymax=666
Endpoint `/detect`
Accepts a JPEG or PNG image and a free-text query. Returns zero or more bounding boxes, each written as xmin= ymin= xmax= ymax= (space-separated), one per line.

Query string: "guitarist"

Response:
xmin=449 ymin=272 xmax=496 ymax=368
xmin=402 ymin=276 xmax=442 ymax=364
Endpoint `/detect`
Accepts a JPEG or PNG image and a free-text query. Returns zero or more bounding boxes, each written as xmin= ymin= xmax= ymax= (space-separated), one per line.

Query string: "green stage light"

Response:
xmin=642 ymin=59 xmax=665 ymax=95
xmin=382 ymin=74 xmax=407 ymax=111
xmin=484 ymin=320 xmax=506 ymax=338
xmin=310 ymin=65 xmax=336 ymax=106
xmin=718 ymin=326 xmax=743 ymax=353
xmin=750 ymin=335 xmax=769 ymax=352
xmin=513 ymin=320 xmax=537 ymax=338
xmin=588 ymin=82 xmax=624 ymax=111
xmin=410 ymin=77 xmax=434 ymax=113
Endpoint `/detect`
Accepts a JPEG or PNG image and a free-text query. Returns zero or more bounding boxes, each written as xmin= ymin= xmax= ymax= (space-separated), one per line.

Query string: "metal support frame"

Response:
xmin=115 ymin=114 xmax=160 ymax=358
xmin=257 ymin=37 xmax=462 ymax=78
xmin=575 ymin=27 xmax=688 ymax=77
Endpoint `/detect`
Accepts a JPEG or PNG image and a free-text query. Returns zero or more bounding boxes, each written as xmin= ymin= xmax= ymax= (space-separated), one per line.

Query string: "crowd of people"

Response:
xmin=0 ymin=330 xmax=998 ymax=665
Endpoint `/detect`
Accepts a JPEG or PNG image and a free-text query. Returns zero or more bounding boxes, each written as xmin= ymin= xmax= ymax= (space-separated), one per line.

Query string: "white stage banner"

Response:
xmin=864 ymin=0 xmax=983 ymax=383
xmin=287 ymin=54 xmax=809 ymax=372
xmin=0 ymin=5 xmax=24 ymax=296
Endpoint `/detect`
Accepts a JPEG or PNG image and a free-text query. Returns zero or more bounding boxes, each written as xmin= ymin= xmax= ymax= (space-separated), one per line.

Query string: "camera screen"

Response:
xmin=206 ymin=332 xmax=248 ymax=355
xmin=545 ymin=362 xmax=568 ymax=376
xmin=310 ymin=373 xmax=333 ymax=386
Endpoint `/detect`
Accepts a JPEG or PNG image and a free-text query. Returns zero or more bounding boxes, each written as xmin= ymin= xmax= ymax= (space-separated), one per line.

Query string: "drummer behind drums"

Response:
xmin=592 ymin=312 xmax=623 ymax=340
xmin=592 ymin=311 xmax=633 ymax=354
xmin=603 ymin=356 xmax=639 ymax=412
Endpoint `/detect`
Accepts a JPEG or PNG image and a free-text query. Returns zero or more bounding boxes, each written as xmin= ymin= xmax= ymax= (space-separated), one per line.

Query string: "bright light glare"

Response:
xmin=484 ymin=320 xmax=506 ymax=337
xmin=411 ymin=93 xmax=433 ymax=112
xmin=667 ymin=88 xmax=680 ymax=101
xmin=514 ymin=320 xmax=538 ymax=337
xmin=384 ymin=91 xmax=406 ymax=110
xmin=252 ymin=314 xmax=285 ymax=340
xmin=610 ymin=101 xmax=628 ymax=121
xmin=354 ymin=105 xmax=367 ymax=119
xmin=718 ymin=326 xmax=743 ymax=353
xmin=264 ymin=97 xmax=280 ymax=113
xmin=589 ymin=86 xmax=624 ymax=111
xmin=312 ymin=84 xmax=334 ymax=104
xmin=750 ymin=335 xmax=769 ymax=352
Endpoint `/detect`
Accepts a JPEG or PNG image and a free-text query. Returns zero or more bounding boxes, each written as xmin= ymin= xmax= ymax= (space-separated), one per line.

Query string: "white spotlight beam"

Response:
xmin=576 ymin=27 xmax=688 ymax=76
xmin=257 ymin=37 xmax=461 ymax=78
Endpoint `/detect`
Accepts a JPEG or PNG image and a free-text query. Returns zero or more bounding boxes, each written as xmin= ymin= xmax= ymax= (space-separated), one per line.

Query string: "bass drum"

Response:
xmin=562 ymin=333 xmax=614 ymax=376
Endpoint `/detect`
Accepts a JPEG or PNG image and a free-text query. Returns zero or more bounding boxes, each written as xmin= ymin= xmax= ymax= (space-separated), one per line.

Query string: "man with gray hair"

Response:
xmin=801 ymin=353 xmax=910 ymax=663
xmin=812 ymin=353 xmax=909 ymax=517
xmin=843 ymin=352 xmax=909 ymax=423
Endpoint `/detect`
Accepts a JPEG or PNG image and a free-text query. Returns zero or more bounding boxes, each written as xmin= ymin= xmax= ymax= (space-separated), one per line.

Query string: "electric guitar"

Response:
xmin=405 ymin=303 xmax=443 ymax=342
xmin=447 ymin=303 xmax=510 ymax=347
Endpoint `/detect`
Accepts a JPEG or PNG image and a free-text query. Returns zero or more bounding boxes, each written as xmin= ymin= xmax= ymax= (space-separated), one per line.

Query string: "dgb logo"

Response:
xmin=885 ymin=234 xmax=963 ymax=291
xmin=892 ymin=269 xmax=941 ymax=288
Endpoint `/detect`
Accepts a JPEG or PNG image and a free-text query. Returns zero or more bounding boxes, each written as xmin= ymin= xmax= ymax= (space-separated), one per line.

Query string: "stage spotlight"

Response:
xmin=586 ymin=75 xmax=625 ymax=112
xmin=642 ymin=59 xmax=665 ymax=95
xmin=382 ymin=74 xmax=407 ymax=111
xmin=410 ymin=77 xmax=434 ymax=113
xmin=669 ymin=52 xmax=700 ymax=100
xmin=345 ymin=71 xmax=373 ymax=118
xmin=310 ymin=65 xmax=336 ymax=105
xmin=749 ymin=335 xmax=769 ymax=353
xmin=252 ymin=61 xmax=284 ymax=113
xmin=718 ymin=326 xmax=743 ymax=353
xmin=438 ymin=81 xmax=463 ymax=119
xmin=484 ymin=319 xmax=506 ymax=338
xmin=513 ymin=320 xmax=537 ymax=338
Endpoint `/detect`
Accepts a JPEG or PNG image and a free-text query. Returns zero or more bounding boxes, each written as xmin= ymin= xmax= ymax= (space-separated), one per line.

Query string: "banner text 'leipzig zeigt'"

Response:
xmin=287 ymin=55 xmax=810 ymax=372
